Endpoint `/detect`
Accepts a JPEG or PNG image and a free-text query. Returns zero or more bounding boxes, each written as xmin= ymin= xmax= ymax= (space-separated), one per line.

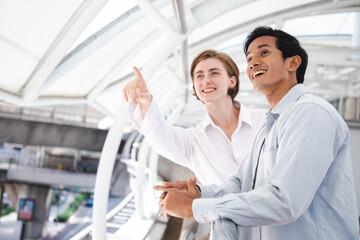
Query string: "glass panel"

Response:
xmin=283 ymin=12 xmax=355 ymax=36
xmin=68 ymin=0 xmax=138 ymax=52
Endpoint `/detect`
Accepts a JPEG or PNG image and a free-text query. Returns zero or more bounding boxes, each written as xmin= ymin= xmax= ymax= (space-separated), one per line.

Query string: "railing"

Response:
xmin=0 ymin=145 xmax=113 ymax=174
xmin=0 ymin=150 xmax=21 ymax=166
xmin=69 ymin=191 xmax=135 ymax=240
xmin=180 ymin=220 xmax=199 ymax=240
xmin=0 ymin=103 xmax=103 ymax=128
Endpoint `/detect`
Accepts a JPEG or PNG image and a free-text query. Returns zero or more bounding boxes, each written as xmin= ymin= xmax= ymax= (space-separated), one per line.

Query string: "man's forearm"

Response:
xmin=199 ymin=176 xmax=241 ymax=198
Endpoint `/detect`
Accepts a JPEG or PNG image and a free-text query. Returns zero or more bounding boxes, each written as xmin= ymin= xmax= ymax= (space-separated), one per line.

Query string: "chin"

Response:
xmin=252 ymin=85 xmax=262 ymax=93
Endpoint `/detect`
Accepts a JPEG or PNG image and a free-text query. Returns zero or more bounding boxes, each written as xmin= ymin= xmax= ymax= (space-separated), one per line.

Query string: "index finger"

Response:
xmin=153 ymin=185 xmax=176 ymax=192
xmin=133 ymin=66 xmax=145 ymax=84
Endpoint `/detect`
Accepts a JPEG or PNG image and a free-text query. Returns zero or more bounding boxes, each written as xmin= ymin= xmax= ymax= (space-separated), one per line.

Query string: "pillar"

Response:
xmin=16 ymin=184 xmax=52 ymax=240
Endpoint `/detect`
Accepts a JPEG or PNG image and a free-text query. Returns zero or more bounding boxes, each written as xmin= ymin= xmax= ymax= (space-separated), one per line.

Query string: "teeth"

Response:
xmin=203 ymin=88 xmax=215 ymax=93
xmin=253 ymin=70 xmax=266 ymax=79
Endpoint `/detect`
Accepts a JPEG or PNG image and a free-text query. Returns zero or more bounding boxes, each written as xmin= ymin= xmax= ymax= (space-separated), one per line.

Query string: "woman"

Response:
xmin=123 ymin=49 xmax=264 ymax=185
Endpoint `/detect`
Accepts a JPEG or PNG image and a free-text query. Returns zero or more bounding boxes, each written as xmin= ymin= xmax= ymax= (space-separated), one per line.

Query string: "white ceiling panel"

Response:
xmin=0 ymin=0 xmax=359 ymax=127
xmin=0 ymin=40 xmax=38 ymax=93
xmin=41 ymin=17 xmax=159 ymax=97
xmin=189 ymin=0 xmax=322 ymax=44
xmin=0 ymin=0 xmax=84 ymax=56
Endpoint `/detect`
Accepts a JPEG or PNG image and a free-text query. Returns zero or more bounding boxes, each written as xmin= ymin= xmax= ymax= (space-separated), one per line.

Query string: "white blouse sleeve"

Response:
xmin=129 ymin=101 xmax=194 ymax=168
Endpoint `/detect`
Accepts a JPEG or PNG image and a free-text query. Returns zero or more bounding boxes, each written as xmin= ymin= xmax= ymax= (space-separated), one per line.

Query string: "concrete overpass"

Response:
xmin=0 ymin=115 xmax=108 ymax=151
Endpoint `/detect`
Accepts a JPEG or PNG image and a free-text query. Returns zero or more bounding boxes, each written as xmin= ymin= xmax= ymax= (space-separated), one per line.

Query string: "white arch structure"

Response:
xmin=1 ymin=0 xmax=360 ymax=239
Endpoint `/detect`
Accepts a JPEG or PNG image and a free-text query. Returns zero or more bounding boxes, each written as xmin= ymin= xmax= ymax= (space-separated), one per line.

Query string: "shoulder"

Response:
xmin=293 ymin=94 xmax=342 ymax=120
xmin=297 ymin=94 xmax=336 ymax=112
xmin=281 ymin=93 xmax=347 ymax=129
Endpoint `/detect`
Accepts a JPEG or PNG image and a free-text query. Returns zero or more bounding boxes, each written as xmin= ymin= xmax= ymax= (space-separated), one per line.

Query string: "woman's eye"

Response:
xmin=247 ymin=57 xmax=252 ymax=63
xmin=196 ymin=75 xmax=203 ymax=79
xmin=211 ymin=72 xmax=219 ymax=75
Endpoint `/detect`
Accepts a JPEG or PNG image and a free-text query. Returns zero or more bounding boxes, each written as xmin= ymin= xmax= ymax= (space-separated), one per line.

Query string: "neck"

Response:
xmin=205 ymin=97 xmax=239 ymax=127
xmin=266 ymin=82 xmax=297 ymax=110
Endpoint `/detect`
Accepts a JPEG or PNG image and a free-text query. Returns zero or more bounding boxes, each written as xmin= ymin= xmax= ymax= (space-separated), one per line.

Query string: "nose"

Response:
xmin=203 ymin=74 xmax=211 ymax=84
xmin=249 ymin=57 xmax=260 ymax=70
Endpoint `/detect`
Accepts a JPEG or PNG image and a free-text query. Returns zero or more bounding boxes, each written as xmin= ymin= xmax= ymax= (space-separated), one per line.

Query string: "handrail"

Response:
xmin=105 ymin=191 xmax=134 ymax=221
xmin=180 ymin=220 xmax=198 ymax=240
xmin=69 ymin=191 xmax=135 ymax=240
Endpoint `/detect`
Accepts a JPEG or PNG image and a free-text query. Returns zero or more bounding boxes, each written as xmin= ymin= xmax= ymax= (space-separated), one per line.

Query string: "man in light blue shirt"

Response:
xmin=154 ymin=26 xmax=359 ymax=239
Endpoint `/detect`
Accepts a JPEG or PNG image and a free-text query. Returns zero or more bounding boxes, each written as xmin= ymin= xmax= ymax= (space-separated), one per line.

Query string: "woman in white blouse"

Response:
xmin=123 ymin=49 xmax=264 ymax=185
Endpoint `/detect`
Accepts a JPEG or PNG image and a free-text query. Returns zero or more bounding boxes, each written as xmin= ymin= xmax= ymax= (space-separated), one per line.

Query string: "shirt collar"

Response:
xmin=238 ymin=101 xmax=254 ymax=128
xmin=270 ymin=84 xmax=308 ymax=115
xmin=201 ymin=100 xmax=254 ymax=129
xmin=202 ymin=109 xmax=215 ymax=128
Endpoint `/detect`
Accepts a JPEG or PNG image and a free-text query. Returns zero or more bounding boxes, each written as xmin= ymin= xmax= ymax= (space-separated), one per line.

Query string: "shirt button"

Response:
xmin=204 ymin=216 xmax=210 ymax=221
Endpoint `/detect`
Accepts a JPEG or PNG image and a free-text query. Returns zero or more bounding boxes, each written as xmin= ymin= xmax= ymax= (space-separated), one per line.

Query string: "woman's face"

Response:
xmin=193 ymin=58 xmax=236 ymax=104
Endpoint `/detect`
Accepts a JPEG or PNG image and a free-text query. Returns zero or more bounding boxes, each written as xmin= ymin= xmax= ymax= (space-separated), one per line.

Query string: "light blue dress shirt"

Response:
xmin=193 ymin=84 xmax=359 ymax=240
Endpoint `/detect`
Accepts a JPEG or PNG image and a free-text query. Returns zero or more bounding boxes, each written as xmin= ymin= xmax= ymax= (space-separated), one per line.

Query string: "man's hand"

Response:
xmin=156 ymin=180 xmax=189 ymax=218
xmin=153 ymin=177 xmax=201 ymax=219
xmin=122 ymin=66 xmax=152 ymax=105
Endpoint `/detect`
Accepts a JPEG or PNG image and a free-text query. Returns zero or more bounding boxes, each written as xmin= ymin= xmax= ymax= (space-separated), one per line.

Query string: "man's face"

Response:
xmin=245 ymin=36 xmax=293 ymax=96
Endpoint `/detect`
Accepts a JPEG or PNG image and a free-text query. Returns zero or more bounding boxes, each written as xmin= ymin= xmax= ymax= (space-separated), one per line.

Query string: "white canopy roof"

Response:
xmin=1 ymin=0 xmax=359 ymax=128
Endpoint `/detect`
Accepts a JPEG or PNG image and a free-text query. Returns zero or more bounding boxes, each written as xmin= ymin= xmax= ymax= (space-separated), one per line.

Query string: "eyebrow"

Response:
xmin=246 ymin=43 xmax=271 ymax=56
xmin=195 ymin=68 xmax=221 ymax=75
xmin=194 ymin=70 xmax=204 ymax=75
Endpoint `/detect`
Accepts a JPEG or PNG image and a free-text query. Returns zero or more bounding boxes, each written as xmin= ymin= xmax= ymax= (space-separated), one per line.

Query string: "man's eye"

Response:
xmin=261 ymin=50 xmax=268 ymax=56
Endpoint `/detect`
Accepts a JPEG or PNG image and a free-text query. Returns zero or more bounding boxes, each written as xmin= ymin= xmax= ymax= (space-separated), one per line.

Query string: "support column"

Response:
xmin=92 ymin=103 xmax=128 ymax=240
xmin=20 ymin=146 xmax=37 ymax=167
xmin=344 ymin=97 xmax=357 ymax=121
xmin=135 ymin=139 xmax=150 ymax=218
xmin=16 ymin=184 xmax=52 ymax=240
xmin=0 ymin=184 xmax=3 ymax=218
xmin=352 ymin=12 xmax=360 ymax=48
xmin=4 ymin=183 xmax=20 ymax=208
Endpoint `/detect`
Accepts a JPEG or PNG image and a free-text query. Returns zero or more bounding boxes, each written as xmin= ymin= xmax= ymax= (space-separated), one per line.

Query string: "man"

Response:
xmin=154 ymin=26 xmax=359 ymax=239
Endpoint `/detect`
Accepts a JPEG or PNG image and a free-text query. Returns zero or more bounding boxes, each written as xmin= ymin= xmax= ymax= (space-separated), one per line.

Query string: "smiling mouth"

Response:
xmin=252 ymin=70 xmax=266 ymax=79
xmin=202 ymin=88 xmax=216 ymax=93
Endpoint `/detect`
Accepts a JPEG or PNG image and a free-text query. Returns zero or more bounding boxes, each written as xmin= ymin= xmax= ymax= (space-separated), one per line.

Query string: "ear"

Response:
xmin=229 ymin=76 xmax=237 ymax=88
xmin=288 ymin=55 xmax=301 ymax=72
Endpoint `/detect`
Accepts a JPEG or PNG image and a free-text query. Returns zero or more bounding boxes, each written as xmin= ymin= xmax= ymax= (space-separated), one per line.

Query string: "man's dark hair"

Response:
xmin=244 ymin=26 xmax=308 ymax=84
